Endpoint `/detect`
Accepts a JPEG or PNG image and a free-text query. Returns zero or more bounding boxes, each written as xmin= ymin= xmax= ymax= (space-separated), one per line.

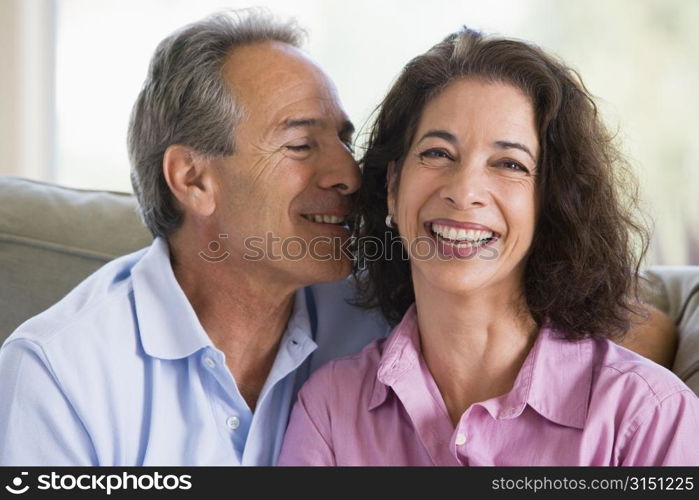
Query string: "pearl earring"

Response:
xmin=385 ymin=214 xmax=393 ymax=228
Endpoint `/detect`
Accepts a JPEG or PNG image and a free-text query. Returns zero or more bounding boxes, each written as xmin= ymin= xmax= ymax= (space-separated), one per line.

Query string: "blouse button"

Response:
xmin=455 ymin=433 xmax=467 ymax=446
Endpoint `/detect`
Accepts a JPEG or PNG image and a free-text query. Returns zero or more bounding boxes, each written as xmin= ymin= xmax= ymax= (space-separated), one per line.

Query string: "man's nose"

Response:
xmin=317 ymin=141 xmax=361 ymax=195
xmin=439 ymin=162 xmax=490 ymax=210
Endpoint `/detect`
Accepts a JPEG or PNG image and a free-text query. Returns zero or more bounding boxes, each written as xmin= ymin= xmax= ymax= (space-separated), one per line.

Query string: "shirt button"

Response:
xmin=455 ymin=433 xmax=467 ymax=446
xmin=226 ymin=416 xmax=240 ymax=430
xmin=203 ymin=357 xmax=216 ymax=368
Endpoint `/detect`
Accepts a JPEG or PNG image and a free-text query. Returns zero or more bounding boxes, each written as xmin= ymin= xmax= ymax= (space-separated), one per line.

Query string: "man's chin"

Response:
xmin=303 ymin=258 xmax=353 ymax=285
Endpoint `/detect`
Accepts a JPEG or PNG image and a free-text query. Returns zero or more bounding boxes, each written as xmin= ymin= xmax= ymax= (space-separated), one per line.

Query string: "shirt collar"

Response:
xmin=513 ymin=325 xmax=594 ymax=429
xmin=255 ymin=286 xmax=317 ymax=403
xmin=131 ymin=237 xmax=316 ymax=363
xmin=369 ymin=304 xmax=594 ymax=429
xmin=131 ymin=237 xmax=213 ymax=359
xmin=369 ymin=304 xmax=420 ymax=410
xmin=281 ymin=285 xmax=317 ymax=363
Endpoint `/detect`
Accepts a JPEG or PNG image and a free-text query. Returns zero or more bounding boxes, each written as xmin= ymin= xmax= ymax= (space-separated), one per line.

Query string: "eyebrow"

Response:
xmin=418 ymin=130 xmax=536 ymax=162
xmin=417 ymin=130 xmax=458 ymax=145
xmin=281 ymin=117 xmax=320 ymax=130
xmin=278 ymin=117 xmax=355 ymax=138
xmin=494 ymin=140 xmax=536 ymax=162
xmin=339 ymin=120 xmax=355 ymax=138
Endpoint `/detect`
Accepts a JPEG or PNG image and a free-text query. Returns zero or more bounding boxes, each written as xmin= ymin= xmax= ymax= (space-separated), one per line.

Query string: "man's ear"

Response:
xmin=162 ymin=145 xmax=216 ymax=217
xmin=386 ymin=161 xmax=398 ymax=222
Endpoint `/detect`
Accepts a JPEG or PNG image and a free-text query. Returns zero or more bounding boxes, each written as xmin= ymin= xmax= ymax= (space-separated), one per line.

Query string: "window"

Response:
xmin=49 ymin=0 xmax=699 ymax=264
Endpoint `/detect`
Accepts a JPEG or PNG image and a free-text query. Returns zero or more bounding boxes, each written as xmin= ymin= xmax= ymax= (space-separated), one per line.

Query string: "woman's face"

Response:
xmin=388 ymin=78 xmax=539 ymax=298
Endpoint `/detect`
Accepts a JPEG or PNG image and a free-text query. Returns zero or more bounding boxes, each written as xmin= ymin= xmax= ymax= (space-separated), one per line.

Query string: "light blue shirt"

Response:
xmin=0 ymin=237 xmax=388 ymax=465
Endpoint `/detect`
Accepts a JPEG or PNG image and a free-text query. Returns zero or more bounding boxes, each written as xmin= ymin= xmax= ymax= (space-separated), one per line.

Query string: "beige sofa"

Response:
xmin=1 ymin=175 xmax=698 ymax=395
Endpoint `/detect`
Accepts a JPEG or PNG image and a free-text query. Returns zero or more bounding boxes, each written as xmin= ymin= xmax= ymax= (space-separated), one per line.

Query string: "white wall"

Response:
xmin=0 ymin=0 xmax=56 ymax=181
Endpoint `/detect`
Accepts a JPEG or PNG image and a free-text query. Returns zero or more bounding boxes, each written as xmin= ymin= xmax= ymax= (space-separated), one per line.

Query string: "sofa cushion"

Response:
xmin=0 ymin=176 xmax=152 ymax=341
xmin=2 ymin=176 xmax=699 ymax=397
xmin=644 ymin=266 xmax=699 ymax=394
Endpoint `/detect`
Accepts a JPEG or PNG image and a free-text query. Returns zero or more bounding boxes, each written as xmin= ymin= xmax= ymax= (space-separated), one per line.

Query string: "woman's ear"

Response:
xmin=162 ymin=145 xmax=217 ymax=218
xmin=386 ymin=161 xmax=397 ymax=221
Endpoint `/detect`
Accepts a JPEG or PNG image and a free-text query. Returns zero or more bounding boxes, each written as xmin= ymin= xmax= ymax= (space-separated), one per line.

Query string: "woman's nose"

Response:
xmin=439 ymin=164 xmax=490 ymax=210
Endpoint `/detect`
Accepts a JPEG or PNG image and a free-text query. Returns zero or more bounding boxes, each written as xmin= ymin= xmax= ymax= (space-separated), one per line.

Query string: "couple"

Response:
xmin=0 ymin=10 xmax=696 ymax=466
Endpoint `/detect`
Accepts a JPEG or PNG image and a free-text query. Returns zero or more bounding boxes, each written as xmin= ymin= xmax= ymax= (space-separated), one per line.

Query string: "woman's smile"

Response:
xmin=390 ymin=78 xmax=538 ymax=295
xmin=423 ymin=219 xmax=499 ymax=259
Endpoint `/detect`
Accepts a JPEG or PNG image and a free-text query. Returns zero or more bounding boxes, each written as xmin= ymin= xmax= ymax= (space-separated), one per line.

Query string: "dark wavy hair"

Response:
xmin=351 ymin=27 xmax=649 ymax=340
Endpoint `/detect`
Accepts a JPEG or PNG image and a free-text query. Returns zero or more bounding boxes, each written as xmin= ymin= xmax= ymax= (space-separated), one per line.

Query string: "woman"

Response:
xmin=278 ymin=28 xmax=699 ymax=465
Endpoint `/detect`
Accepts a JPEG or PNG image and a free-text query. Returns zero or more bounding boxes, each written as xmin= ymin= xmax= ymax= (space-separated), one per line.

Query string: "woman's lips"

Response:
xmin=423 ymin=219 xmax=499 ymax=259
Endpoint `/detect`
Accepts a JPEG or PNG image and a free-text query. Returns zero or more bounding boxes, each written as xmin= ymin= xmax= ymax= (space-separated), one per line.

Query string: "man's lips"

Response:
xmin=300 ymin=211 xmax=351 ymax=234
xmin=301 ymin=212 xmax=348 ymax=225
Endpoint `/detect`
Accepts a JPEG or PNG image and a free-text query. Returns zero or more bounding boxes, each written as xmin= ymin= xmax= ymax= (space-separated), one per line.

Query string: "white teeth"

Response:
xmin=431 ymin=223 xmax=494 ymax=244
xmin=305 ymin=214 xmax=346 ymax=224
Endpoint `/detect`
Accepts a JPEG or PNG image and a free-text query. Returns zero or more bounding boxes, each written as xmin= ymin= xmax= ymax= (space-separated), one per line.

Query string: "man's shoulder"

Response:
xmin=0 ymin=248 xmax=152 ymax=432
xmin=308 ymin=274 xmax=389 ymax=333
xmin=307 ymin=276 xmax=390 ymax=369
xmin=4 ymin=248 xmax=147 ymax=354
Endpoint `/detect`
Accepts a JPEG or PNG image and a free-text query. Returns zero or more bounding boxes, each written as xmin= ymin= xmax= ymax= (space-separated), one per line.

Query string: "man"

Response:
xmin=0 ymin=10 xmax=676 ymax=465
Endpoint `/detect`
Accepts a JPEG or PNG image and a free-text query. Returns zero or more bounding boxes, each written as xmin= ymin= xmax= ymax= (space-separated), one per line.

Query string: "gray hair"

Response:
xmin=127 ymin=9 xmax=306 ymax=238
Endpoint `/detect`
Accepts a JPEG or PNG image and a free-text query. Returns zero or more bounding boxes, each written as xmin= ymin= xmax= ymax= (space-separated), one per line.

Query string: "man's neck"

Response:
xmin=169 ymin=237 xmax=298 ymax=410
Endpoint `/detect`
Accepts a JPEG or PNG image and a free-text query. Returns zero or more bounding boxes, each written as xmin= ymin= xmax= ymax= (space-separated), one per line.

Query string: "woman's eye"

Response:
xmin=418 ymin=148 xmax=453 ymax=161
xmin=501 ymin=161 xmax=529 ymax=174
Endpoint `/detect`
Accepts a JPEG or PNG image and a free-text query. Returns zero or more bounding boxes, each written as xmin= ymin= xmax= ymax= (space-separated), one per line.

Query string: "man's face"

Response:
xmin=208 ymin=42 xmax=360 ymax=288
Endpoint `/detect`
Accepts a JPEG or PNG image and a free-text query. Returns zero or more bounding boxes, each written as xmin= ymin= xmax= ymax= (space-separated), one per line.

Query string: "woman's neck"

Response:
xmin=412 ymin=274 xmax=538 ymax=426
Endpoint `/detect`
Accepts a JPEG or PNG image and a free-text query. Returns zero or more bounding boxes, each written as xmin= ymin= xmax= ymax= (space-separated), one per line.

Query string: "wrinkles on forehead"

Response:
xmin=221 ymin=41 xmax=348 ymax=151
xmin=223 ymin=42 xmax=339 ymax=117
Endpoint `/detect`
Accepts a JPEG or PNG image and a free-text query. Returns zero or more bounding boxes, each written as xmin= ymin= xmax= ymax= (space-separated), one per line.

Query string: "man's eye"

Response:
xmin=342 ymin=139 xmax=355 ymax=153
xmin=286 ymin=144 xmax=311 ymax=152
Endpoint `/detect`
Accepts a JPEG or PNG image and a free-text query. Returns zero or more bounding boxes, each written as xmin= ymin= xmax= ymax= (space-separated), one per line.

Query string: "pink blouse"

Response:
xmin=279 ymin=304 xmax=699 ymax=466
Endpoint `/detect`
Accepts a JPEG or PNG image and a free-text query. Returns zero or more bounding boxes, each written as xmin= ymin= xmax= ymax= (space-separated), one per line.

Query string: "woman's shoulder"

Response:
xmin=594 ymin=337 xmax=691 ymax=401
xmin=586 ymin=338 xmax=699 ymax=464
xmin=300 ymin=337 xmax=388 ymax=404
